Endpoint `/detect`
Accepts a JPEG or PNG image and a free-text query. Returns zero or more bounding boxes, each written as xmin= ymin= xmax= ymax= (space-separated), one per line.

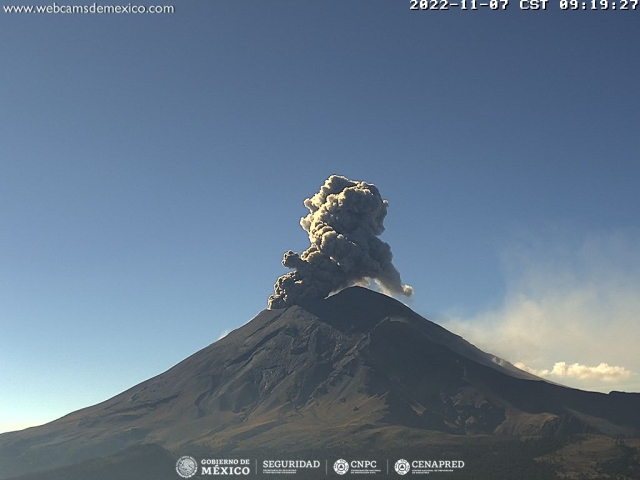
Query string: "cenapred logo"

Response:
xmin=176 ymin=456 xmax=198 ymax=478
xmin=394 ymin=459 xmax=410 ymax=475
xmin=334 ymin=458 xmax=349 ymax=475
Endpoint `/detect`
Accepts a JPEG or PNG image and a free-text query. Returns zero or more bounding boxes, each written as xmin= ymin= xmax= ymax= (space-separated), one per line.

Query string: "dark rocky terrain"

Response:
xmin=2 ymin=287 xmax=639 ymax=479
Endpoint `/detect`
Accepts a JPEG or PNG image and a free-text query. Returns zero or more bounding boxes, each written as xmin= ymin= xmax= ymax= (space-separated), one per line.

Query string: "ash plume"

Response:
xmin=268 ymin=175 xmax=414 ymax=309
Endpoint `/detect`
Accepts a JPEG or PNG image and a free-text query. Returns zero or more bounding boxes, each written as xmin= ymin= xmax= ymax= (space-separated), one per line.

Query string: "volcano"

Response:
xmin=2 ymin=287 xmax=639 ymax=479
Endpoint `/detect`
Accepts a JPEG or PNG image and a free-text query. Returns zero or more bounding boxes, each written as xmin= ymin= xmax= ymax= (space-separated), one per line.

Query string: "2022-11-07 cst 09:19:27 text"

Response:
xmin=410 ymin=0 xmax=638 ymax=10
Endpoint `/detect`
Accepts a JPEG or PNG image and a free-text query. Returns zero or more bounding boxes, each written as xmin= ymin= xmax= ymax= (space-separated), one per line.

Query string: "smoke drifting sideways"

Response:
xmin=268 ymin=175 xmax=414 ymax=309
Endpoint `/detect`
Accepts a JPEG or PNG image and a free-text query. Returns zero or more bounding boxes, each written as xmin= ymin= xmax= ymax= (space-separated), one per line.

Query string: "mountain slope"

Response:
xmin=1 ymin=287 xmax=639 ymax=479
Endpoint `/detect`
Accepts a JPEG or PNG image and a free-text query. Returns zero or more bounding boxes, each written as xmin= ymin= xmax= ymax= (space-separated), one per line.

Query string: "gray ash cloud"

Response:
xmin=268 ymin=175 xmax=413 ymax=309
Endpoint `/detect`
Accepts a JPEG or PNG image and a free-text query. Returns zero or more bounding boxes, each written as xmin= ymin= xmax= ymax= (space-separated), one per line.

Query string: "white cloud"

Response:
xmin=440 ymin=230 xmax=640 ymax=393
xmin=514 ymin=361 xmax=634 ymax=382
xmin=217 ymin=329 xmax=231 ymax=340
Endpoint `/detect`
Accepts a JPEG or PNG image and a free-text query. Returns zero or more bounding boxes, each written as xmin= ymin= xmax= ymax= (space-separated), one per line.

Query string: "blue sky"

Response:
xmin=1 ymin=3 xmax=639 ymax=433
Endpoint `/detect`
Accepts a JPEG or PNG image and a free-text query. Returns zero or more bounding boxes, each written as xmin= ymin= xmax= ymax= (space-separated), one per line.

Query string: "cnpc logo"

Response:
xmin=333 ymin=459 xmax=349 ymax=475
xmin=333 ymin=459 xmax=378 ymax=475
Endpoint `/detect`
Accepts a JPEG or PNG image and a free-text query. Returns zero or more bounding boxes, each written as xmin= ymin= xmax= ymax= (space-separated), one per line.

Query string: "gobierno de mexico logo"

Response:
xmin=176 ymin=456 xmax=198 ymax=478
